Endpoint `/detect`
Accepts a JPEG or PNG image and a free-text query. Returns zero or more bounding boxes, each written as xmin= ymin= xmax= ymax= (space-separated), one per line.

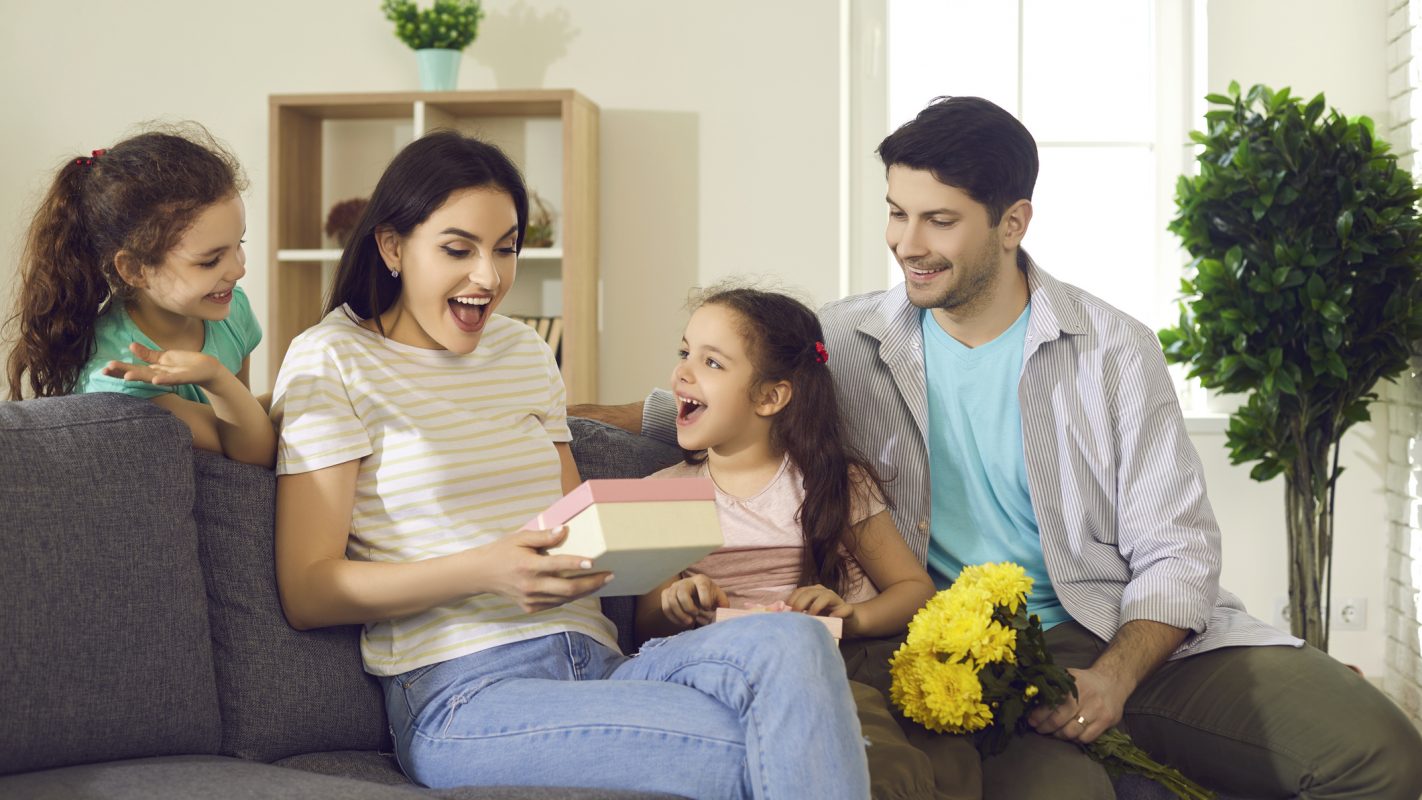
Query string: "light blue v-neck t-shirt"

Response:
xmin=75 ymin=286 xmax=262 ymax=405
xmin=923 ymin=302 xmax=1068 ymax=629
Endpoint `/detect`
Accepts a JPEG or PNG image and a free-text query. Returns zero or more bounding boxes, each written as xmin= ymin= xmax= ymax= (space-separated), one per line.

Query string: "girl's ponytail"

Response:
xmin=7 ymin=159 xmax=111 ymax=399
xmin=5 ymin=125 xmax=245 ymax=400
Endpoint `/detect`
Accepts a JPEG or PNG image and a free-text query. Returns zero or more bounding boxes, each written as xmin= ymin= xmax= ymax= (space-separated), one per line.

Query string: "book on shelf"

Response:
xmin=520 ymin=478 xmax=724 ymax=597
xmin=507 ymin=315 xmax=564 ymax=364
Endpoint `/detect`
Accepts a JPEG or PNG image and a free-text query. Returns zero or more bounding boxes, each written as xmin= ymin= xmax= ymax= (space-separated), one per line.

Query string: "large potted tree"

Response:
xmin=1161 ymin=82 xmax=1422 ymax=651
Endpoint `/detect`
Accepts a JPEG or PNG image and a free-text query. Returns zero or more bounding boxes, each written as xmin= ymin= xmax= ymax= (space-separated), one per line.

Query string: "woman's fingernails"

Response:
xmin=579 ymin=560 xmax=592 ymax=569
xmin=604 ymin=574 xmax=615 ymax=584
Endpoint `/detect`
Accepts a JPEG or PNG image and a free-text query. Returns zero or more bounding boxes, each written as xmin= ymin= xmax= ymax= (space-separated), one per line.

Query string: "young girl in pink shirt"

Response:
xmin=636 ymin=286 xmax=979 ymax=800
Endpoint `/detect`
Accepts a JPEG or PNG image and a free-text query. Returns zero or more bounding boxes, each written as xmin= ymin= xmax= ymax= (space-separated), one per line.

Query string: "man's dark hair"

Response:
xmin=877 ymin=96 xmax=1039 ymax=226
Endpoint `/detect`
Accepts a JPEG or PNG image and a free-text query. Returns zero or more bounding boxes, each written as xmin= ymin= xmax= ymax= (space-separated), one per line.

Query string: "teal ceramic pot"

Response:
xmin=416 ymin=48 xmax=461 ymax=91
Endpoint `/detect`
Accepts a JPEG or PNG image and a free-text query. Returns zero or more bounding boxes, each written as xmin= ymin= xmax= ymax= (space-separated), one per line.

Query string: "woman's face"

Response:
xmin=376 ymin=186 xmax=519 ymax=353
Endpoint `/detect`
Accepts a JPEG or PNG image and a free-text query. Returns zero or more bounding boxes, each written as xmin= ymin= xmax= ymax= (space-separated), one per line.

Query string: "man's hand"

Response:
xmin=1026 ymin=666 xmax=1129 ymax=744
xmin=1027 ymin=619 xmax=1187 ymax=744
xmin=567 ymin=401 xmax=644 ymax=434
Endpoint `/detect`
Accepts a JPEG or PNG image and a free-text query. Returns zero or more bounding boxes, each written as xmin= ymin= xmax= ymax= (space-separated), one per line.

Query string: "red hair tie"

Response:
xmin=75 ymin=149 xmax=107 ymax=168
xmin=814 ymin=341 xmax=829 ymax=364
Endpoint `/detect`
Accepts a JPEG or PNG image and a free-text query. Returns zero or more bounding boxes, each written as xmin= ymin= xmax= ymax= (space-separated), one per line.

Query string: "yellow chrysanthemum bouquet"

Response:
xmin=889 ymin=563 xmax=1214 ymax=799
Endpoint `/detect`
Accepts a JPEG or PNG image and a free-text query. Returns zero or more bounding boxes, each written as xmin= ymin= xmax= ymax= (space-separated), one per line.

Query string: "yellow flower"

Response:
xmin=1024 ymin=684 xmax=1039 ymax=699
xmin=956 ymin=562 xmax=1032 ymax=614
xmin=890 ymin=646 xmax=993 ymax=733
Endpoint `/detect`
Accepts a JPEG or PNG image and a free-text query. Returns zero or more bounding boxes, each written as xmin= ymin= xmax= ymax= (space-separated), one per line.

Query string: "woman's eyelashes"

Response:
xmin=440 ymin=243 xmax=517 ymax=258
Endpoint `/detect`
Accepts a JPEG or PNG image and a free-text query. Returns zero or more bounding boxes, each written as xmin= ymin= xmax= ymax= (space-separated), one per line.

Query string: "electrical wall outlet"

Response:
xmin=1271 ymin=596 xmax=1367 ymax=631
xmin=1332 ymin=597 xmax=1367 ymax=631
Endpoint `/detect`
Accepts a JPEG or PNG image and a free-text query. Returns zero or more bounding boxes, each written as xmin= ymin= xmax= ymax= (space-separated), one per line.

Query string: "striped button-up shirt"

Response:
xmin=646 ymin=261 xmax=1299 ymax=658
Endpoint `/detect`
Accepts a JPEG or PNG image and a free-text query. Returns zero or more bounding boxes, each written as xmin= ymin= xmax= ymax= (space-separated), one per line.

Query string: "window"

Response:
xmin=869 ymin=0 xmax=1205 ymax=333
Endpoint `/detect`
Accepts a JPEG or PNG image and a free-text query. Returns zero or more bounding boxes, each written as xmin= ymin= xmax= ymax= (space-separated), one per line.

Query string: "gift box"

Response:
xmin=521 ymin=478 xmax=723 ymax=597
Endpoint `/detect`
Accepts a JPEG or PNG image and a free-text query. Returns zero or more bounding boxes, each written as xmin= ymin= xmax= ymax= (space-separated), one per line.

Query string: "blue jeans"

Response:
xmin=381 ymin=613 xmax=870 ymax=799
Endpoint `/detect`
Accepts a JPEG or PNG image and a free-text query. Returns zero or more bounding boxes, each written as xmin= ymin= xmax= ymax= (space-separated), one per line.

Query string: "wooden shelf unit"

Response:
xmin=268 ymin=89 xmax=599 ymax=402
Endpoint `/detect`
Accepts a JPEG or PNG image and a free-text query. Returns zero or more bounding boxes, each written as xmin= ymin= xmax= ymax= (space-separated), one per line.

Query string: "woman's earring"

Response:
xmin=389 ymin=268 xmax=399 ymax=278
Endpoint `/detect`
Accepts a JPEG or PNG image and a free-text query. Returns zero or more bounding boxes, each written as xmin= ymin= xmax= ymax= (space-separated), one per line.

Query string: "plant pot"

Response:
xmin=416 ymin=48 xmax=461 ymax=91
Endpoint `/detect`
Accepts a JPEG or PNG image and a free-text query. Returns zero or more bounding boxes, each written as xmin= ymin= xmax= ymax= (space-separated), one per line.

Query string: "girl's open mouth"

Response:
xmin=449 ymin=296 xmax=491 ymax=333
xmin=677 ymin=395 xmax=707 ymax=426
xmin=205 ymin=289 xmax=234 ymax=304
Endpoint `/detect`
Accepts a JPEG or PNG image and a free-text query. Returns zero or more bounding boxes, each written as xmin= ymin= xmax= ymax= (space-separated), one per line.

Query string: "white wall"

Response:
xmin=1200 ymin=0 xmax=1393 ymax=676
xmin=0 ymin=0 xmax=842 ymax=402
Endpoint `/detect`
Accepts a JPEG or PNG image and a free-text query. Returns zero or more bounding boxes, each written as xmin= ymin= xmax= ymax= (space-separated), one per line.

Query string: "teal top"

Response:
xmin=922 ymin=303 xmax=1069 ymax=629
xmin=75 ymin=286 xmax=262 ymax=404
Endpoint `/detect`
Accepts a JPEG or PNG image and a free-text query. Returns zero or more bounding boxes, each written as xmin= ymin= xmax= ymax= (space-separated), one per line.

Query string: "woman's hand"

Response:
xmin=103 ymin=342 xmax=226 ymax=388
xmin=660 ymin=574 xmax=728 ymax=629
xmin=469 ymin=526 xmax=613 ymax=614
xmin=787 ymin=584 xmax=856 ymax=622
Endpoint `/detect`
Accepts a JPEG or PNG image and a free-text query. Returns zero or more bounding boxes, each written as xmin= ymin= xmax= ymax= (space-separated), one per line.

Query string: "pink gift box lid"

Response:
xmin=520 ymin=478 xmax=716 ymax=531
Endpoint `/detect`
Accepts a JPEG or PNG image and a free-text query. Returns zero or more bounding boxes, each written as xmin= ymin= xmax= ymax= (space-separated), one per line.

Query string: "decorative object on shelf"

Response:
xmin=1161 ymin=82 xmax=1422 ymax=652
xmin=524 ymin=191 xmax=558 ymax=249
xmin=324 ymin=198 xmax=369 ymax=248
xmin=381 ymin=0 xmax=485 ymax=91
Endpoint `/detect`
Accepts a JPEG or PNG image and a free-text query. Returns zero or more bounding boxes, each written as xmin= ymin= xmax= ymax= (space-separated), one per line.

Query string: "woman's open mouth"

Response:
xmin=449 ymin=295 xmax=491 ymax=333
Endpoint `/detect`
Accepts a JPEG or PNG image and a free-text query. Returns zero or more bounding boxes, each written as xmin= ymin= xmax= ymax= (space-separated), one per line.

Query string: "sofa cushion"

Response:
xmin=191 ymin=449 xmax=390 ymax=762
xmin=0 ymin=394 xmax=222 ymax=775
xmin=0 ymin=755 xmax=433 ymax=799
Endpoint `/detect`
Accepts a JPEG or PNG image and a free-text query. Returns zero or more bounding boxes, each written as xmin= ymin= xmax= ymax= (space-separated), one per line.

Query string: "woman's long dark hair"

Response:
xmin=326 ymin=130 xmax=528 ymax=332
xmin=6 ymin=125 xmax=245 ymax=399
xmin=689 ymin=287 xmax=890 ymax=597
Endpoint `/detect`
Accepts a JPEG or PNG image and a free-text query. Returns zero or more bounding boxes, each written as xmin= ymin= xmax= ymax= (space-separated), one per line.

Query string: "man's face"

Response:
xmin=885 ymin=165 xmax=1005 ymax=312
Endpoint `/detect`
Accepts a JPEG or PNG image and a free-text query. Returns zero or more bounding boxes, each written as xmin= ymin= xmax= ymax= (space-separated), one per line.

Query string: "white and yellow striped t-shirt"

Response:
xmin=271 ymin=307 xmax=619 ymax=676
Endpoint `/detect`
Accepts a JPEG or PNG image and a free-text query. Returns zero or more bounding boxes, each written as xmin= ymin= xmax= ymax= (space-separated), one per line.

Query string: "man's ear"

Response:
xmin=999 ymin=199 xmax=1033 ymax=250
xmin=113 ymin=250 xmax=147 ymax=290
xmin=753 ymin=380 xmax=793 ymax=418
xmin=374 ymin=226 xmax=402 ymax=272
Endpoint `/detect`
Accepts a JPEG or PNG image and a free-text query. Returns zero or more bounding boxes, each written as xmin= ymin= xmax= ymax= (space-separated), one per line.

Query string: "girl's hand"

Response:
xmin=470 ymin=526 xmax=613 ymax=614
xmin=787 ymin=584 xmax=856 ymax=621
xmin=660 ymin=575 xmax=728 ymax=629
xmin=103 ymin=342 xmax=225 ymax=388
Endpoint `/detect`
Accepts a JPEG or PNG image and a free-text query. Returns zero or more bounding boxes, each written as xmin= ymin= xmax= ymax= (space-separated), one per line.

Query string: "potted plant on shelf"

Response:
xmin=1160 ymin=82 xmax=1422 ymax=652
xmin=381 ymin=0 xmax=485 ymax=91
xmin=524 ymin=191 xmax=558 ymax=249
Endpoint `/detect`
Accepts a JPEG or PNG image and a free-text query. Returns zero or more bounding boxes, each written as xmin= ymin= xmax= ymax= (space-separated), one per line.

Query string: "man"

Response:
xmin=575 ymin=96 xmax=1422 ymax=799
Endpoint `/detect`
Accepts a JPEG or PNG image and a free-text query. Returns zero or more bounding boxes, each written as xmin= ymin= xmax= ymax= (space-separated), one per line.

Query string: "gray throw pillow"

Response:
xmin=0 ymin=394 xmax=222 ymax=774
xmin=191 ymin=449 xmax=390 ymax=762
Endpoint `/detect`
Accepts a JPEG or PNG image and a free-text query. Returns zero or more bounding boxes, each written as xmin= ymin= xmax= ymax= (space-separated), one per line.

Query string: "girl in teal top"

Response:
xmin=7 ymin=126 xmax=274 ymax=467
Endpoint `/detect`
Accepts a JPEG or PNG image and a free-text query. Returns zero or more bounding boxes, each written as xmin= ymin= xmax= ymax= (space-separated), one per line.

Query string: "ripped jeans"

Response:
xmin=381 ymin=613 xmax=871 ymax=799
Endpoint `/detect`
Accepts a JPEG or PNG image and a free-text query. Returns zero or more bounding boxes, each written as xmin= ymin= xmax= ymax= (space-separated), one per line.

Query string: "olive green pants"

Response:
xmin=842 ymin=637 xmax=982 ymax=800
xmin=980 ymin=621 xmax=1422 ymax=800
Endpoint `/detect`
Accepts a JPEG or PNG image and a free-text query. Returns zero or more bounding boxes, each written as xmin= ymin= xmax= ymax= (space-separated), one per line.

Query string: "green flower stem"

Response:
xmin=1085 ymin=729 xmax=1216 ymax=800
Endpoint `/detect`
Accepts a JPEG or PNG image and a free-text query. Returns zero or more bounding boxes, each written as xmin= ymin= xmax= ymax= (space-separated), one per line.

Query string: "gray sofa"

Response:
xmin=0 ymin=393 xmax=683 ymax=800
xmin=0 ymin=393 xmax=1192 ymax=799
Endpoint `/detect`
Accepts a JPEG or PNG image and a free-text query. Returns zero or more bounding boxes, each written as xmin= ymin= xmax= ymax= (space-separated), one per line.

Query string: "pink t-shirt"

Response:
xmin=650 ymin=457 xmax=886 ymax=608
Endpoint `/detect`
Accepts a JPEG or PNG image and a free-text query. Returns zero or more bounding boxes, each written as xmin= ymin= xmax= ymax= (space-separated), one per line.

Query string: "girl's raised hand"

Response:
xmin=787 ymin=584 xmax=855 ymax=620
xmin=103 ymin=342 xmax=225 ymax=388
xmin=661 ymin=574 xmax=728 ymax=629
xmin=471 ymin=526 xmax=613 ymax=614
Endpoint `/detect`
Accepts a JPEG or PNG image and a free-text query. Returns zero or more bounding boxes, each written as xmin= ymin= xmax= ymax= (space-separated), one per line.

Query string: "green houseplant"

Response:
xmin=1161 ymin=82 xmax=1422 ymax=651
xmin=382 ymin=0 xmax=485 ymax=91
